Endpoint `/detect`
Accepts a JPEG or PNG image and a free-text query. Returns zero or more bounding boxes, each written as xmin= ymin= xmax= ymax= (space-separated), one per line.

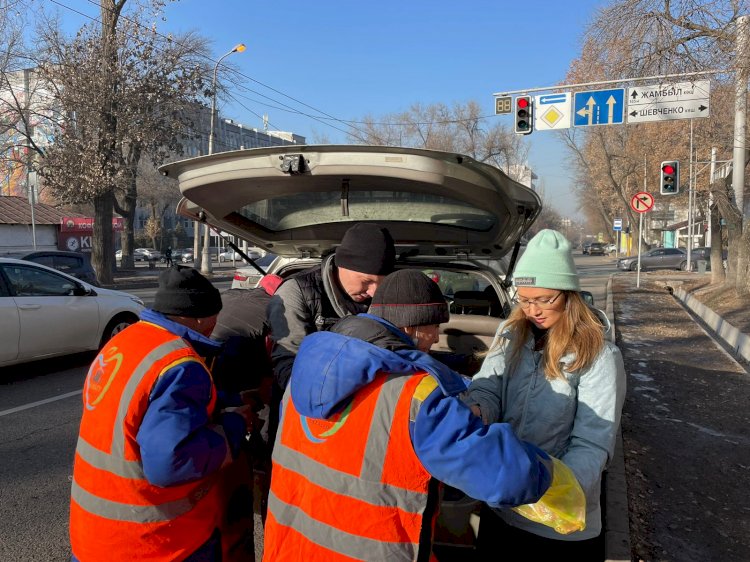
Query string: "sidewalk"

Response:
xmin=606 ymin=271 xmax=750 ymax=562
xmin=106 ymin=262 xmax=237 ymax=290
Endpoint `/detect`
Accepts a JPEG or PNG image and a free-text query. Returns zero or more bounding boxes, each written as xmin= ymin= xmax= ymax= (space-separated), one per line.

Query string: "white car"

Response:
xmin=135 ymin=248 xmax=162 ymax=262
xmin=0 ymin=257 xmax=144 ymax=367
xmin=162 ymin=144 xmax=543 ymax=370
xmin=218 ymin=248 xmax=262 ymax=263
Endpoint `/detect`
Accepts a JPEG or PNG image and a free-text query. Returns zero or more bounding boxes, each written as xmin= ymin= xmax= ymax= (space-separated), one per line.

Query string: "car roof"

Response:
xmin=161 ymin=145 xmax=541 ymax=260
xmin=0 ymin=257 xmax=87 ymax=282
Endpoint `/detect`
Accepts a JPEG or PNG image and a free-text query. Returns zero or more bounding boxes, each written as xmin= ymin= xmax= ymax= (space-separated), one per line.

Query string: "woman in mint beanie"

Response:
xmin=463 ymin=229 xmax=626 ymax=560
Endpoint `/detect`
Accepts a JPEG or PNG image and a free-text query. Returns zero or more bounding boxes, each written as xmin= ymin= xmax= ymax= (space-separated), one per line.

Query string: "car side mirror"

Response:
xmin=72 ymin=284 xmax=90 ymax=297
xmin=580 ymin=290 xmax=595 ymax=307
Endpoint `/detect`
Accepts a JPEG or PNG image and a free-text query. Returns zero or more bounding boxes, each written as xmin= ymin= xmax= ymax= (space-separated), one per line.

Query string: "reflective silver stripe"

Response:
xmin=268 ymin=489 xmax=417 ymax=561
xmin=360 ymin=374 xmax=409 ymax=481
xmin=111 ymin=339 xmax=191 ymax=457
xmin=73 ymin=337 xmax=209 ymax=524
xmin=273 ymin=441 xmax=427 ymax=512
xmin=75 ymin=436 xmax=145 ymax=479
xmin=71 ymin=480 xmax=201 ymax=523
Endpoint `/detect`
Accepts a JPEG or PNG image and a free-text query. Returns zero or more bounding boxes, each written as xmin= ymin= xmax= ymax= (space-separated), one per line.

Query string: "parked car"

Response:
xmin=162 ymin=144 xmax=546 ymax=367
xmin=582 ymin=242 xmax=592 ymax=255
xmin=218 ymin=248 xmax=262 ymax=263
xmin=617 ymin=247 xmax=687 ymax=271
xmin=588 ymin=242 xmax=607 ymax=256
xmin=135 ymin=248 xmax=162 ymax=262
xmin=0 ymin=257 xmax=144 ymax=367
xmin=683 ymin=246 xmax=728 ymax=271
xmin=604 ymin=243 xmax=617 ymax=254
xmin=8 ymin=250 xmax=99 ymax=286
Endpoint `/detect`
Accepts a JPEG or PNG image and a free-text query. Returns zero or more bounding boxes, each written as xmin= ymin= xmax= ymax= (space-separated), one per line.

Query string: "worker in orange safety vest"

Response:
xmin=263 ymin=270 xmax=574 ymax=561
xmin=70 ymin=266 xmax=257 ymax=562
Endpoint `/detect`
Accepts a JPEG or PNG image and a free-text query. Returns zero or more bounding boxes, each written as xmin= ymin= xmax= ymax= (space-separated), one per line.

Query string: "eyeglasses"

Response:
xmin=512 ymin=292 xmax=563 ymax=310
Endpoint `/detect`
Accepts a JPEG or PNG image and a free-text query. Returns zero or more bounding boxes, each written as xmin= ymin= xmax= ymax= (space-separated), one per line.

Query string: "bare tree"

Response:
xmin=31 ymin=1 xmax=210 ymax=282
xmin=565 ymin=0 xmax=750 ymax=292
xmin=347 ymin=101 xmax=529 ymax=173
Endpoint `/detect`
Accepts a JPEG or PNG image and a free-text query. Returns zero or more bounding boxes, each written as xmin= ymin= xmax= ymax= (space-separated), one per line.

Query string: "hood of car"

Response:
xmin=161 ymin=145 xmax=541 ymax=260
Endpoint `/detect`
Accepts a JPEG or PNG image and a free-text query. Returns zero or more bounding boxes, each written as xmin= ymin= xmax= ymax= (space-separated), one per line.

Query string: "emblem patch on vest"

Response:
xmin=84 ymin=347 xmax=124 ymax=410
xmin=513 ymin=276 xmax=536 ymax=286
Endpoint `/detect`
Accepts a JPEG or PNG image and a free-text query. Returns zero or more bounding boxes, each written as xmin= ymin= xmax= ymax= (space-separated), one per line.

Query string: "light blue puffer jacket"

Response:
xmin=464 ymin=312 xmax=626 ymax=540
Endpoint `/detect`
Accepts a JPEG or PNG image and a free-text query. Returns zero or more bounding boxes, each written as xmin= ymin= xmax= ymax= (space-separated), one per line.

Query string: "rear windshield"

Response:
xmin=237 ymin=190 xmax=495 ymax=232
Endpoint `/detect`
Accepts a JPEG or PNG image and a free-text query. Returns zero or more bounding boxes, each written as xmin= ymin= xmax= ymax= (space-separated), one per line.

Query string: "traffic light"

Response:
xmin=514 ymin=95 xmax=533 ymax=135
xmin=660 ymin=160 xmax=680 ymax=195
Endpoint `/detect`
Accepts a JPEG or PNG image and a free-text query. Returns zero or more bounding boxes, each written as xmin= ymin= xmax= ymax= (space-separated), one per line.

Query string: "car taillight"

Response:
xmin=233 ymin=273 xmax=248 ymax=282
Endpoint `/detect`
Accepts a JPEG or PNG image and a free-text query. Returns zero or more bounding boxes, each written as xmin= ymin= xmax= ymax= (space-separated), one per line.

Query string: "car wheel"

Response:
xmin=99 ymin=313 xmax=138 ymax=348
xmin=679 ymin=261 xmax=689 ymax=271
xmin=629 ymin=262 xmax=639 ymax=272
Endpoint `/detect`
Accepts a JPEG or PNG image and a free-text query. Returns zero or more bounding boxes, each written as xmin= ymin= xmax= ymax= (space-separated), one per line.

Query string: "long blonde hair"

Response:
xmin=489 ymin=291 xmax=605 ymax=380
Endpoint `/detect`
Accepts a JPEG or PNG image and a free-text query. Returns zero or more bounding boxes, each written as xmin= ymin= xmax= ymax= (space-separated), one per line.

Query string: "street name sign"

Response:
xmin=613 ymin=218 xmax=623 ymax=231
xmin=627 ymin=80 xmax=710 ymax=124
xmin=630 ymin=191 xmax=654 ymax=213
xmin=573 ymin=88 xmax=625 ymax=127
xmin=534 ymin=93 xmax=572 ymax=130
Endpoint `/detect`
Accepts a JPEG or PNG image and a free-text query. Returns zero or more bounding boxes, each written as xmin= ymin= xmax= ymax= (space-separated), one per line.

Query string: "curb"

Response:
xmin=671 ymin=286 xmax=750 ymax=363
xmin=604 ymin=274 xmax=631 ymax=562
xmin=104 ymin=273 xmax=235 ymax=291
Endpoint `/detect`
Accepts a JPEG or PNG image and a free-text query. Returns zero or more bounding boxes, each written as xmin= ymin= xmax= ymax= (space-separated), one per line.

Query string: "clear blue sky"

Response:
xmin=48 ymin=0 xmax=610 ymax=218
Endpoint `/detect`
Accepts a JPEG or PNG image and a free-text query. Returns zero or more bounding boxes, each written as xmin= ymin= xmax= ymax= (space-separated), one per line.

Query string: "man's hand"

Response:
xmin=223 ymin=405 xmax=259 ymax=433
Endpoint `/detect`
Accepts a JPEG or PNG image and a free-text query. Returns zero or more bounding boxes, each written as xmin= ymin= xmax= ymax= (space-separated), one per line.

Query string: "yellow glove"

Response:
xmin=511 ymin=456 xmax=586 ymax=535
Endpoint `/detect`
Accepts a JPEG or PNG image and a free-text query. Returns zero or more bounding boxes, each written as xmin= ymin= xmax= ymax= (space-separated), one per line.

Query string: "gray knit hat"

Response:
xmin=368 ymin=270 xmax=449 ymax=327
xmin=513 ymin=229 xmax=581 ymax=291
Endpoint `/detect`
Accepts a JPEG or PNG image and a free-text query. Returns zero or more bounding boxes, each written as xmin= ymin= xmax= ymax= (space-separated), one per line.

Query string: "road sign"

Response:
xmin=613 ymin=218 xmax=623 ymax=231
xmin=534 ymin=93 xmax=572 ymax=130
xmin=495 ymin=96 xmax=513 ymax=115
xmin=630 ymin=191 xmax=654 ymax=213
xmin=573 ymin=88 xmax=625 ymax=127
xmin=627 ymin=80 xmax=710 ymax=124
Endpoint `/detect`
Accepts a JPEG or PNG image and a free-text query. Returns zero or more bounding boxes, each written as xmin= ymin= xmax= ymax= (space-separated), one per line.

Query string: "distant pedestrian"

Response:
xmin=165 ymin=246 xmax=173 ymax=267
xmin=463 ymin=229 xmax=626 ymax=560
xmin=70 ymin=266 xmax=257 ymax=562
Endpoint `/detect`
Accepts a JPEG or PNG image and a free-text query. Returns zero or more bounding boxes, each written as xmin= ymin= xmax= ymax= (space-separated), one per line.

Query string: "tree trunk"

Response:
xmin=114 ymin=183 xmax=137 ymax=269
xmin=92 ymin=190 xmax=114 ymax=285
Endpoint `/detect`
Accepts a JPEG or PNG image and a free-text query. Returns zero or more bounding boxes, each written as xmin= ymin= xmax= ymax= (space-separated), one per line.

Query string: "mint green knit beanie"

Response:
xmin=513 ymin=229 xmax=581 ymax=291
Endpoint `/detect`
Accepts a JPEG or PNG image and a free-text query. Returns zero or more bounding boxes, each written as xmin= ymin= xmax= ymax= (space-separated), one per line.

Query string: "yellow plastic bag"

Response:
xmin=511 ymin=456 xmax=586 ymax=535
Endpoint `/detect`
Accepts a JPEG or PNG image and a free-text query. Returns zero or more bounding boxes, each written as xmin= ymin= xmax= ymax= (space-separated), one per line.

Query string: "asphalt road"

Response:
xmin=0 ymin=255 xmax=616 ymax=561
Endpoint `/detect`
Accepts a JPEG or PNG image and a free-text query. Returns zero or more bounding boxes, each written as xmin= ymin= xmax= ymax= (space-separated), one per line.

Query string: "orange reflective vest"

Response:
xmin=70 ymin=321 xmax=222 ymax=562
xmin=263 ymin=371 xmax=439 ymax=562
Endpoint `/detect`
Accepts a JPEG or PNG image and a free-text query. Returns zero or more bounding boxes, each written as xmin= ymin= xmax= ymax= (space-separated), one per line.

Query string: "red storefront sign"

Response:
xmin=60 ymin=217 xmax=124 ymax=232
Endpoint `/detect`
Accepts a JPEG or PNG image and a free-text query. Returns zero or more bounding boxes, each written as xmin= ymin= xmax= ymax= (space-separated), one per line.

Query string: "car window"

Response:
xmin=650 ymin=249 xmax=664 ymax=256
xmin=238 ymin=191 xmax=496 ymax=232
xmin=53 ymin=255 xmax=83 ymax=272
xmin=664 ymin=249 xmax=682 ymax=255
xmin=29 ymin=255 xmax=56 ymax=267
xmin=1 ymin=264 xmax=77 ymax=297
xmin=422 ymin=268 xmax=507 ymax=318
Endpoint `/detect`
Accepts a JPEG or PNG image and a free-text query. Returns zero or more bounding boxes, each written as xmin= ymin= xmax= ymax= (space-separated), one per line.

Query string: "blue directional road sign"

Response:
xmin=574 ymin=88 xmax=625 ymax=127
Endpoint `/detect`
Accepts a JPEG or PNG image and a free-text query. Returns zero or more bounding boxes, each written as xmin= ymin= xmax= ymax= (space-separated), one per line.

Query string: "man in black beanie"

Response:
xmin=70 ymin=266 xmax=257 ymax=562
xmin=267 ymin=222 xmax=396 ymax=390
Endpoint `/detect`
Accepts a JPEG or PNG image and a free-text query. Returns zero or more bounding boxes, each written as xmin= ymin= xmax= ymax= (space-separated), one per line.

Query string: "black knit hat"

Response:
xmin=368 ymin=270 xmax=449 ymax=327
xmin=335 ymin=223 xmax=396 ymax=275
xmin=152 ymin=266 xmax=222 ymax=318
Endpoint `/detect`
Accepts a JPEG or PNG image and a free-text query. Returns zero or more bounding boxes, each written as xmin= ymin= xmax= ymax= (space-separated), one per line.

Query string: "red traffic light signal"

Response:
xmin=660 ymin=160 xmax=680 ymax=195
xmin=514 ymin=95 xmax=533 ymax=135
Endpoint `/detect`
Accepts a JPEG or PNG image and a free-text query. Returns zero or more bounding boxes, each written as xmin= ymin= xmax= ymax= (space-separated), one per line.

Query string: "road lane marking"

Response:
xmin=0 ymin=389 xmax=82 ymax=417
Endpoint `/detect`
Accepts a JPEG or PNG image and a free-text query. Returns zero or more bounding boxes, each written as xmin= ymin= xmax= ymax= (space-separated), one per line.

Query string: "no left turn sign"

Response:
xmin=630 ymin=191 xmax=654 ymax=213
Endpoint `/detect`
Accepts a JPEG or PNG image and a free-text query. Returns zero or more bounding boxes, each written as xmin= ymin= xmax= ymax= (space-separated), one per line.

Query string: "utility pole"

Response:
xmin=24 ymin=68 xmax=36 ymax=249
xmin=732 ymin=15 xmax=749 ymax=218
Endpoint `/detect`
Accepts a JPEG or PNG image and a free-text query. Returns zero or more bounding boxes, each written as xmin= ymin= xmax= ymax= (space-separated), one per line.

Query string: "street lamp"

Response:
xmin=202 ymin=42 xmax=246 ymax=274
